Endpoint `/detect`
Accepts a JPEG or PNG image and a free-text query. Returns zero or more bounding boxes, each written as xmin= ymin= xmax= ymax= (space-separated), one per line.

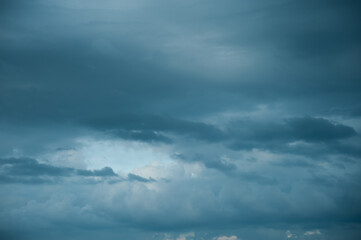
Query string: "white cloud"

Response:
xmin=214 ymin=236 xmax=238 ymax=240
xmin=286 ymin=230 xmax=293 ymax=239
xmin=176 ymin=232 xmax=195 ymax=240
xmin=304 ymin=230 xmax=321 ymax=236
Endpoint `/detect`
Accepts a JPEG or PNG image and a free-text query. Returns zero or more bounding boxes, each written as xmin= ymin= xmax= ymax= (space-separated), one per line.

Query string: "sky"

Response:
xmin=0 ymin=0 xmax=361 ymax=239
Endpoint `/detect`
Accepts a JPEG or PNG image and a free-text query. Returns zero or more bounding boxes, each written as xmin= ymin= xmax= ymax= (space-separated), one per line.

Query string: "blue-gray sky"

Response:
xmin=1 ymin=0 xmax=361 ymax=239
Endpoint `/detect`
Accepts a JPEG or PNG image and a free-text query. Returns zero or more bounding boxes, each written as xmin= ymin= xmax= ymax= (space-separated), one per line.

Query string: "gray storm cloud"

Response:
xmin=0 ymin=0 xmax=361 ymax=239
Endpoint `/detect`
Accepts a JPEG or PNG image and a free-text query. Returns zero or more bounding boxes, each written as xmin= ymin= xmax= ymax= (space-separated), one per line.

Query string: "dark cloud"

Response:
xmin=0 ymin=158 xmax=73 ymax=177
xmin=127 ymin=173 xmax=155 ymax=183
xmin=228 ymin=117 xmax=357 ymax=143
xmin=0 ymin=158 xmax=118 ymax=184
xmin=285 ymin=117 xmax=357 ymax=142
xmin=173 ymin=152 xmax=237 ymax=174
xmin=0 ymin=0 xmax=360 ymax=127
xmin=88 ymin=116 xmax=358 ymax=154
xmin=271 ymin=159 xmax=315 ymax=168
xmin=112 ymin=129 xmax=173 ymax=144
xmin=86 ymin=114 xmax=226 ymax=143
xmin=0 ymin=0 xmax=361 ymax=239
xmin=227 ymin=117 xmax=358 ymax=156
xmin=77 ymin=167 xmax=117 ymax=177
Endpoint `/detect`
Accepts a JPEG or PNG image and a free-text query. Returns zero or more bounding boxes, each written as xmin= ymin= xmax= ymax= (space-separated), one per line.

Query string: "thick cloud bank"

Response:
xmin=1 ymin=0 xmax=361 ymax=239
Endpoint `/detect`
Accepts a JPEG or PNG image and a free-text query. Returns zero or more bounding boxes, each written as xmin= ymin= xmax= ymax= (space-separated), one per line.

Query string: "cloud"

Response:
xmin=127 ymin=173 xmax=155 ymax=183
xmin=112 ymin=129 xmax=173 ymax=144
xmin=214 ymin=236 xmax=238 ymax=240
xmin=1 ymin=152 xmax=361 ymax=239
xmin=87 ymin=114 xmax=226 ymax=143
xmin=0 ymin=0 xmax=361 ymax=239
xmin=0 ymin=158 xmax=73 ymax=177
xmin=285 ymin=117 xmax=357 ymax=142
xmin=226 ymin=117 xmax=358 ymax=156
xmin=286 ymin=230 xmax=293 ymax=239
xmin=77 ymin=167 xmax=117 ymax=177
xmin=176 ymin=232 xmax=195 ymax=240
xmin=304 ymin=230 xmax=321 ymax=236
xmin=0 ymin=157 xmax=118 ymax=184
xmin=228 ymin=117 xmax=357 ymax=144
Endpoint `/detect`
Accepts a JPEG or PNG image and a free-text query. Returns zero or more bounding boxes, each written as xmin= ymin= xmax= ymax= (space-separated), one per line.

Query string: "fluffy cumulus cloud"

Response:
xmin=0 ymin=0 xmax=361 ymax=239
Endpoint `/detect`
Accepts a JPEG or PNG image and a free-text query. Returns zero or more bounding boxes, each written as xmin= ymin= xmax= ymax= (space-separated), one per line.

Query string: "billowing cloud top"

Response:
xmin=0 ymin=0 xmax=361 ymax=240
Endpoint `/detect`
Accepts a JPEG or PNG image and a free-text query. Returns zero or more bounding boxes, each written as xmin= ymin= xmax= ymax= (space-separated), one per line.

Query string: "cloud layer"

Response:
xmin=0 ymin=0 xmax=361 ymax=239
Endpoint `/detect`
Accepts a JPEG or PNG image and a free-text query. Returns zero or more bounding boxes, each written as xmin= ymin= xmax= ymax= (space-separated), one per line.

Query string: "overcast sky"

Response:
xmin=1 ymin=0 xmax=361 ymax=239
